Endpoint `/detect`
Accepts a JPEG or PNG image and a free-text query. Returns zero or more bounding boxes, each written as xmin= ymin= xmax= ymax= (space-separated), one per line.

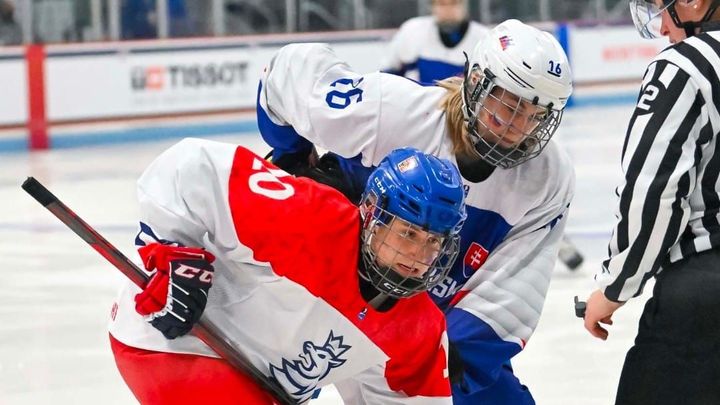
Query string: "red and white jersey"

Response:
xmin=109 ymin=138 xmax=451 ymax=404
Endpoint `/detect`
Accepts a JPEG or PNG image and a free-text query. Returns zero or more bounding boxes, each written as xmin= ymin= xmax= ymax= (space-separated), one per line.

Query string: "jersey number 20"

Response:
xmin=249 ymin=157 xmax=295 ymax=200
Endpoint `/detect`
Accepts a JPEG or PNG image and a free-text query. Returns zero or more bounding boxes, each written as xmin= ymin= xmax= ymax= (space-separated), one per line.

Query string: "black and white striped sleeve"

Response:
xmin=597 ymin=55 xmax=707 ymax=302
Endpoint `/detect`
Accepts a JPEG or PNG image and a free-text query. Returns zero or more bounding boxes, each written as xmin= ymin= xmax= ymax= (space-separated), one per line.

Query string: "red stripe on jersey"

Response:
xmin=227 ymin=145 xmax=360 ymax=293
xmin=227 ymin=146 xmax=450 ymax=398
xmin=448 ymin=289 xmax=471 ymax=308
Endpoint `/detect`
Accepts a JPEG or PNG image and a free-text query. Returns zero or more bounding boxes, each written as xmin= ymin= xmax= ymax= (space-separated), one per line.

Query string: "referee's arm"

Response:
xmin=597 ymin=58 xmax=705 ymax=302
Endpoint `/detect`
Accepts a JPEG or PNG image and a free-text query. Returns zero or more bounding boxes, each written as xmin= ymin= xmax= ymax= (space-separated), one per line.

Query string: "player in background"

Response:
xmin=583 ymin=1 xmax=720 ymax=404
xmin=257 ymin=19 xmax=574 ymax=405
xmin=108 ymin=139 xmax=465 ymax=405
xmin=381 ymin=0 xmax=489 ymax=83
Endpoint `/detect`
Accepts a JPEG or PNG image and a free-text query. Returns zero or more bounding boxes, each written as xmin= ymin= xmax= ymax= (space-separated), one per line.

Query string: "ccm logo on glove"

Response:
xmin=174 ymin=262 xmax=213 ymax=283
xmin=134 ymin=243 xmax=216 ymax=339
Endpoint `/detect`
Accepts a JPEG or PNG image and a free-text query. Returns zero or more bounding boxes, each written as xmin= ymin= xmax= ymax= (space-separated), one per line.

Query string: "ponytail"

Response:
xmin=437 ymin=77 xmax=476 ymax=156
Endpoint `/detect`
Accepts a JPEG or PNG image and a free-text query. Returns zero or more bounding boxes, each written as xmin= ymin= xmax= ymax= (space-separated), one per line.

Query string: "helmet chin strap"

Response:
xmin=357 ymin=234 xmax=400 ymax=311
xmin=367 ymin=291 xmax=391 ymax=310
xmin=357 ymin=261 xmax=397 ymax=311
xmin=668 ymin=0 xmax=720 ymax=37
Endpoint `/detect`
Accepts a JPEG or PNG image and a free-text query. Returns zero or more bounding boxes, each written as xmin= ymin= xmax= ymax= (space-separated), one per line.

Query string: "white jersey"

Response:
xmin=109 ymin=138 xmax=452 ymax=404
xmin=258 ymin=43 xmax=575 ymax=376
xmin=381 ymin=16 xmax=490 ymax=83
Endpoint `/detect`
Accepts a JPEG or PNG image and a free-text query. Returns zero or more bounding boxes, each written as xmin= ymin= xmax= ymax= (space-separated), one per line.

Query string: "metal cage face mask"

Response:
xmin=462 ymin=65 xmax=562 ymax=169
xmin=630 ymin=0 xmax=675 ymax=39
xmin=359 ymin=197 xmax=460 ymax=299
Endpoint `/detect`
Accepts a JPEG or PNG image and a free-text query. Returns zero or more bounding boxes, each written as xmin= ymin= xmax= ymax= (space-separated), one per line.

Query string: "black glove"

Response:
xmin=267 ymin=147 xmax=318 ymax=176
xmin=134 ymin=243 xmax=215 ymax=339
xmin=270 ymin=149 xmax=363 ymax=204
xmin=448 ymin=341 xmax=467 ymax=387
xmin=307 ymin=153 xmax=364 ymax=203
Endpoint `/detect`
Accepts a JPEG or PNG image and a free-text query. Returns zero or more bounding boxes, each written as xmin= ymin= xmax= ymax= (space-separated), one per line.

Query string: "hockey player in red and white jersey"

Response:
xmin=257 ymin=19 xmax=574 ymax=405
xmin=108 ymin=138 xmax=466 ymax=404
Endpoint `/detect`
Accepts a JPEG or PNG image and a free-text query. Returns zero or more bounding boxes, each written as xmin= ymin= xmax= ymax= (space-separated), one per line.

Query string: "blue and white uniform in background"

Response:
xmin=382 ymin=16 xmax=490 ymax=83
xmin=257 ymin=43 xmax=574 ymax=404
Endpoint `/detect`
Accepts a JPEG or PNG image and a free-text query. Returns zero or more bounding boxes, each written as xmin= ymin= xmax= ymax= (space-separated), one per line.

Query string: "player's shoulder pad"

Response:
xmin=276 ymin=42 xmax=337 ymax=62
xmin=525 ymin=140 xmax=576 ymax=199
xmin=152 ymin=137 xmax=228 ymax=173
xmin=271 ymin=42 xmax=348 ymax=79
xmin=398 ymin=15 xmax=435 ymax=32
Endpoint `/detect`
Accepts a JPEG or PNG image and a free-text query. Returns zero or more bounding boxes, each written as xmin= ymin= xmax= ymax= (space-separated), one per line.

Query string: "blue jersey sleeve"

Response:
xmin=256 ymin=81 xmax=313 ymax=160
xmin=446 ymin=307 xmax=522 ymax=394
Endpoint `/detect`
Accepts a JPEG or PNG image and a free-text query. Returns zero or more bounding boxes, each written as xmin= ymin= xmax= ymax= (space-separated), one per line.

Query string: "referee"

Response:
xmin=583 ymin=1 xmax=720 ymax=404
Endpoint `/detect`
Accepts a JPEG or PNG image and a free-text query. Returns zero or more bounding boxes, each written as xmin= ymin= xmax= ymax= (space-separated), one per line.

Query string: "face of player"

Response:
xmin=432 ymin=0 xmax=467 ymax=26
xmin=476 ymin=85 xmax=547 ymax=149
xmin=656 ymin=0 xmax=710 ymax=43
xmin=370 ymin=217 xmax=443 ymax=280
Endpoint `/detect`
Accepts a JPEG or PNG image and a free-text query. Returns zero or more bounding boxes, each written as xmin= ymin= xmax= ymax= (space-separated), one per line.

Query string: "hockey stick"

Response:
xmin=21 ymin=177 xmax=297 ymax=405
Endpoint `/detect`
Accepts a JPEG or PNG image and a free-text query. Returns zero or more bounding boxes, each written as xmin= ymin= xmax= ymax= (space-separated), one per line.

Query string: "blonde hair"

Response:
xmin=437 ymin=77 xmax=475 ymax=156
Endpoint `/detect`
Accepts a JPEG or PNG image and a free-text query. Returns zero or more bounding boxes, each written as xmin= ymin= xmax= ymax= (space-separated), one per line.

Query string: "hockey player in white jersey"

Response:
xmin=382 ymin=0 xmax=490 ymax=83
xmin=257 ymin=19 xmax=574 ymax=405
xmin=108 ymin=140 xmax=466 ymax=404
xmin=384 ymin=1 xmax=583 ymax=272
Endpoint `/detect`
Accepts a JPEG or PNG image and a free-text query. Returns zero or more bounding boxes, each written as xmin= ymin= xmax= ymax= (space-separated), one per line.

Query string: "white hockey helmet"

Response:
xmin=461 ymin=19 xmax=573 ymax=168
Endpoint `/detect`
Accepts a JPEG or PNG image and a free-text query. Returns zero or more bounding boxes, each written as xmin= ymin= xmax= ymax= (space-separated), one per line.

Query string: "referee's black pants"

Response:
xmin=616 ymin=248 xmax=720 ymax=405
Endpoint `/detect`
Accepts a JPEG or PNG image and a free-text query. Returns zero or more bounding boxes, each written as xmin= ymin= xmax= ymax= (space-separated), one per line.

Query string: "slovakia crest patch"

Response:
xmin=464 ymin=242 xmax=489 ymax=274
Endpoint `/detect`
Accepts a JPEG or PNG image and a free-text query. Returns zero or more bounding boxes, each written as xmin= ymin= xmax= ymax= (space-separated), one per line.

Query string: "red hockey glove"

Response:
xmin=134 ymin=243 xmax=215 ymax=339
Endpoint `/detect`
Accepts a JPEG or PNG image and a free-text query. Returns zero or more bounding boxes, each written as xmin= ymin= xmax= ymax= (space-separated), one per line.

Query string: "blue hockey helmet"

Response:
xmin=359 ymin=147 xmax=467 ymax=299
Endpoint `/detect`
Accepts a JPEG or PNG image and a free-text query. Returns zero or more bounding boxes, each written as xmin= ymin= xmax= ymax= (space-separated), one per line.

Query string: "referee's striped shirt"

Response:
xmin=597 ymin=30 xmax=720 ymax=302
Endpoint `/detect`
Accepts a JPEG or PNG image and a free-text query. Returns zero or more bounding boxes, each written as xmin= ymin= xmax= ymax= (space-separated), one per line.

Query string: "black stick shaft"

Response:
xmin=22 ymin=177 xmax=296 ymax=405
